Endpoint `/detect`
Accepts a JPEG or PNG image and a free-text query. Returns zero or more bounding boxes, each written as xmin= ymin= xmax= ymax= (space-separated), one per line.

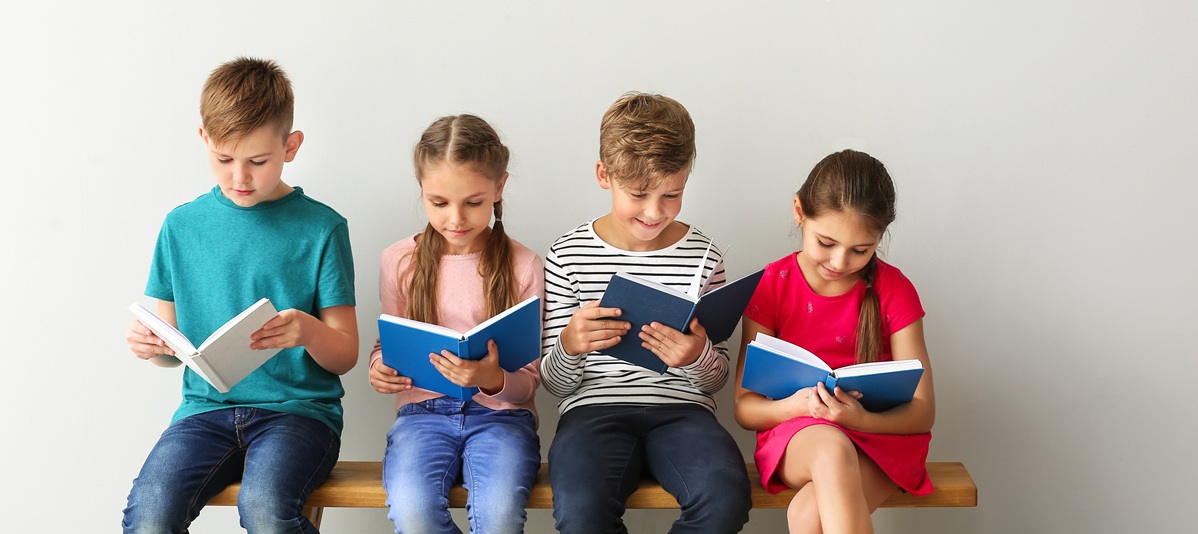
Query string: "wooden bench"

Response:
xmin=210 ymin=461 xmax=975 ymax=528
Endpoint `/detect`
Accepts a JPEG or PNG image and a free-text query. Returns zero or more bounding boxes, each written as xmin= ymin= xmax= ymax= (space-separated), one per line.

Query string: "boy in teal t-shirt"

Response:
xmin=122 ymin=57 xmax=358 ymax=534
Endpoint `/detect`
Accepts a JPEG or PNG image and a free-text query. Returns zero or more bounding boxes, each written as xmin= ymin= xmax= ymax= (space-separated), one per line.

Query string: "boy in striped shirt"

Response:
xmin=542 ymin=92 xmax=751 ymax=533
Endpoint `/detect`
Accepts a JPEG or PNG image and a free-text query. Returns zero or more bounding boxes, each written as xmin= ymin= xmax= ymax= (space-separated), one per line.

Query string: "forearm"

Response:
xmin=734 ymin=390 xmax=808 ymax=431
xmin=487 ymin=361 xmax=541 ymax=405
xmin=679 ymin=339 xmax=728 ymax=394
xmin=540 ymin=339 xmax=585 ymax=397
xmin=842 ymin=398 xmax=935 ymax=434
xmin=305 ymin=309 xmax=359 ymax=375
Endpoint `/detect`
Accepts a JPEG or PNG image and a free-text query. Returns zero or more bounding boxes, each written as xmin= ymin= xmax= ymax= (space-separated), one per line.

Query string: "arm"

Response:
xmin=251 ymin=305 xmax=359 ymax=375
xmin=642 ymin=318 xmax=729 ymax=395
xmin=733 ymin=318 xmax=815 ymax=430
xmin=125 ymin=300 xmax=183 ymax=368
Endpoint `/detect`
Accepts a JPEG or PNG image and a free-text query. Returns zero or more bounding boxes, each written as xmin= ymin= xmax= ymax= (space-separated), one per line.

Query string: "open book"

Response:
xmin=741 ymin=332 xmax=923 ymax=412
xmin=597 ymin=244 xmax=764 ymax=373
xmin=378 ymin=295 xmax=541 ymax=399
xmin=128 ymin=298 xmax=282 ymax=394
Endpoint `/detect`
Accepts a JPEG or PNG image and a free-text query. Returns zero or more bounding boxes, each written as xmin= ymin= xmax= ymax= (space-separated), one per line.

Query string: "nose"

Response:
xmin=644 ymin=198 xmax=665 ymax=219
xmin=829 ymin=249 xmax=848 ymax=271
xmin=232 ymin=162 xmax=251 ymax=185
xmin=448 ymin=205 xmax=466 ymax=224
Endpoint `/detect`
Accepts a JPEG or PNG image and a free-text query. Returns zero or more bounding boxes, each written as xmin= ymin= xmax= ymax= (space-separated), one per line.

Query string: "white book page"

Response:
xmin=128 ymin=302 xmax=213 ymax=384
xmin=834 ymin=359 xmax=923 ymax=378
xmin=464 ymin=295 xmax=539 ymax=337
xmin=379 ymin=314 xmax=465 ymax=340
xmin=192 ymin=299 xmax=282 ymax=392
xmin=752 ymin=332 xmax=831 ymax=372
xmin=614 ymin=272 xmax=696 ymax=303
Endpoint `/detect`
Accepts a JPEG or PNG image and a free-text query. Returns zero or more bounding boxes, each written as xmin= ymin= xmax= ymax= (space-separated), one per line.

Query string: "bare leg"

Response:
xmin=775 ymin=425 xmax=897 ymax=534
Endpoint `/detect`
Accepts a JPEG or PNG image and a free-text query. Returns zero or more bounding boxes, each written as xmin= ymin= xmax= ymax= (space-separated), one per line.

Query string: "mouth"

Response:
xmin=233 ymin=189 xmax=254 ymax=196
xmin=636 ymin=218 xmax=663 ymax=229
xmin=445 ymin=229 xmax=471 ymax=237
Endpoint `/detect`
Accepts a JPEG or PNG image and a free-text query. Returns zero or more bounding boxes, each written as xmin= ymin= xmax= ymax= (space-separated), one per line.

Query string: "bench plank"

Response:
xmin=210 ymin=461 xmax=975 ymax=510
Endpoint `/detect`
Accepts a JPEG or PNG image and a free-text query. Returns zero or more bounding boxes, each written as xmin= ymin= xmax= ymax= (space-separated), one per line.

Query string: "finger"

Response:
xmin=438 ymin=351 xmax=464 ymax=366
xmin=687 ymin=317 xmax=707 ymax=336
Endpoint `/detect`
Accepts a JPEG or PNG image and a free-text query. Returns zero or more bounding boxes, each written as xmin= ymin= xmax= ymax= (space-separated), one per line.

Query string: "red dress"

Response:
xmin=744 ymin=253 xmax=933 ymax=495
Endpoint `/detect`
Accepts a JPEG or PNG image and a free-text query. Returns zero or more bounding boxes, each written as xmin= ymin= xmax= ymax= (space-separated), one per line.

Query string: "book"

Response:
xmin=741 ymin=332 xmax=923 ymax=412
xmin=128 ymin=298 xmax=282 ymax=394
xmin=596 ymin=244 xmax=764 ymax=373
xmin=377 ymin=295 xmax=542 ymax=399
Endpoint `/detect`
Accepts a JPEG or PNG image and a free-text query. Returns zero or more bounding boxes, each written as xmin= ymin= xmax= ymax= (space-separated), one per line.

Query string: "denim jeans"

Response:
xmin=548 ymin=404 xmax=752 ymax=534
xmin=122 ymin=407 xmax=340 ymax=534
xmin=382 ymin=397 xmax=540 ymax=534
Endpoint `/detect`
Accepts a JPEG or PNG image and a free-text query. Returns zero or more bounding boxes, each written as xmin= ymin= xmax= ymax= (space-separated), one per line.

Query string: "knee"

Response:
xmin=122 ymin=479 xmax=187 ymax=534
xmin=385 ymin=484 xmax=452 ymax=533
xmin=552 ymin=485 xmax=623 ymax=533
xmin=787 ymin=491 xmax=821 ymax=533
xmin=808 ymin=438 xmax=861 ymax=479
xmin=237 ymin=485 xmax=306 ymax=533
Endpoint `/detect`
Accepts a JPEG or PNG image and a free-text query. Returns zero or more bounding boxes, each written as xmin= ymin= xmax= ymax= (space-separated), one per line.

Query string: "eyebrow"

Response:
xmin=814 ymin=232 xmax=877 ymax=248
xmin=425 ymin=192 xmax=488 ymax=201
xmin=212 ymin=150 xmax=273 ymax=160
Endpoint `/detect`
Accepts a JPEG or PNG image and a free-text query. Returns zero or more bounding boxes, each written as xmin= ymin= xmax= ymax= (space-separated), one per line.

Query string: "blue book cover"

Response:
xmin=741 ymin=332 xmax=922 ymax=412
xmin=378 ymin=295 xmax=541 ymax=399
xmin=598 ymin=269 xmax=763 ymax=374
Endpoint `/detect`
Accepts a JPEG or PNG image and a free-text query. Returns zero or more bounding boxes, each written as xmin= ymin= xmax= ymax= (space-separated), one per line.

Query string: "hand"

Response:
xmin=368 ymin=358 xmax=412 ymax=394
xmin=250 ymin=309 xmax=312 ymax=350
xmin=559 ymin=301 xmax=631 ymax=356
xmin=431 ymin=340 xmax=505 ymax=393
xmin=126 ymin=319 xmax=174 ymax=360
xmin=807 ymin=382 xmax=865 ymax=426
xmin=640 ymin=317 xmax=707 ymax=368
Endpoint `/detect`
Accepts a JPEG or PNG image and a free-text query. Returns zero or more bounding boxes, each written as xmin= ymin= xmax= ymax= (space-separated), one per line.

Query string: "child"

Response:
xmin=733 ymin=149 xmax=936 ymax=534
xmin=122 ymin=57 xmax=359 ymax=533
xmin=541 ymin=92 xmax=752 ymax=533
xmin=367 ymin=114 xmax=544 ymax=534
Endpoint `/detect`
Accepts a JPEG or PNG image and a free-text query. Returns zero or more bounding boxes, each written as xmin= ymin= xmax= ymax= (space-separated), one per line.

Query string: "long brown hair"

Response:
xmin=797 ymin=149 xmax=896 ymax=364
xmin=404 ymin=114 xmax=516 ymax=324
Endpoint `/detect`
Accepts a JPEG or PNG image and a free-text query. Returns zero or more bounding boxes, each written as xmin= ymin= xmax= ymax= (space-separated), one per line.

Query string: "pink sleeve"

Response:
xmin=370 ymin=242 xmax=411 ymax=366
xmin=744 ymin=260 xmax=780 ymax=331
xmin=877 ymin=262 xmax=925 ymax=335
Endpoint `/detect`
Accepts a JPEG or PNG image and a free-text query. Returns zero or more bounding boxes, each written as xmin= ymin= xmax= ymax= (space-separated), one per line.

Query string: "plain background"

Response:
xmin=2 ymin=1 xmax=1196 ymax=532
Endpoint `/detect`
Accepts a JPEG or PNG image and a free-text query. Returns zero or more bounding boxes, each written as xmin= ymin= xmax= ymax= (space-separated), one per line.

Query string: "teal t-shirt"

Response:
xmin=146 ymin=186 xmax=356 ymax=435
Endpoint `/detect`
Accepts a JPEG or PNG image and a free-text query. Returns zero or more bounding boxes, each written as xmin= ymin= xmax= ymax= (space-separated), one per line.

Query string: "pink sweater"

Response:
xmin=369 ymin=234 xmax=546 ymax=421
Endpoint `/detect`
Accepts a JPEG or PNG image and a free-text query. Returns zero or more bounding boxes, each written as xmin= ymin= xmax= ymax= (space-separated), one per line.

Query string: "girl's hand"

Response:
xmin=368 ymin=358 xmax=412 ymax=394
xmin=432 ymin=340 xmax=505 ymax=393
xmin=641 ymin=317 xmax=707 ymax=368
xmin=250 ymin=309 xmax=312 ymax=350
xmin=807 ymin=382 xmax=865 ymax=426
xmin=126 ymin=319 xmax=174 ymax=359
xmin=560 ymin=301 xmax=631 ymax=356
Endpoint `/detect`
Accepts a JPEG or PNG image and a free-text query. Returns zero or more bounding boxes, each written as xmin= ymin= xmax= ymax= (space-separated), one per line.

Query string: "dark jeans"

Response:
xmin=122 ymin=407 xmax=340 ymax=534
xmin=548 ymin=404 xmax=751 ymax=534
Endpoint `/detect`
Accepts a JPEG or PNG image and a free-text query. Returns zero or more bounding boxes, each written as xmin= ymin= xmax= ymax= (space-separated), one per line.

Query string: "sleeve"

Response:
xmin=315 ymin=220 xmax=356 ymax=310
xmin=677 ymin=256 xmax=730 ymax=394
xmin=145 ymin=218 xmax=175 ymax=302
xmin=539 ymin=244 xmax=587 ymax=398
xmin=485 ymin=250 xmax=546 ymax=405
xmin=743 ymin=259 xmax=780 ymax=331
xmin=878 ymin=263 xmax=925 ymax=336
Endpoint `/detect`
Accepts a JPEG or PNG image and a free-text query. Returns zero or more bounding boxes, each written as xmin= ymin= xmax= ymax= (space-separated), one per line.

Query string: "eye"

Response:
xmin=217 ymin=158 xmax=233 ymax=164
xmin=817 ymin=240 xmax=834 ymax=249
xmin=250 ymin=160 xmax=267 ymax=166
xmin=467 ymin=201 xmax=484 ymax=207
xmin=664 ymin=193 xmax=680 ymax=199
xmin=630 ymin=193 xmax=647 ymax=199
xmin=430 ymin=201 xmax=447 ymax=207
xmin=854 ymin=248 xmax=870 ymax=256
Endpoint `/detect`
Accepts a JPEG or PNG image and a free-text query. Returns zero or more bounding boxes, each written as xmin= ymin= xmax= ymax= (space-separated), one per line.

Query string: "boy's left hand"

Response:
xmin=641 ymin=317 xmax=707 ymax=368
xmin=432 ymin=339 xmax=505 ymax=394
xmin=250 ymin=309 xmax=314 ymax=350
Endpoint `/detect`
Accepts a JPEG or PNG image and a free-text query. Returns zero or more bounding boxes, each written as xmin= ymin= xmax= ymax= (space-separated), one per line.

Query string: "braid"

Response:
xmin=855 ymin=256 xmax=882 ymax=364
xmin=404 ymin=224 xmax=443 ymax=324
xmin=480 ymin=199 xmax=518 ymax=317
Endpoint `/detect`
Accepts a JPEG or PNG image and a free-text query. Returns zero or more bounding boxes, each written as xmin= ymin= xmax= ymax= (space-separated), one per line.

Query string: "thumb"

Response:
xmin=688 ymin=317 xmax=707 ymax=337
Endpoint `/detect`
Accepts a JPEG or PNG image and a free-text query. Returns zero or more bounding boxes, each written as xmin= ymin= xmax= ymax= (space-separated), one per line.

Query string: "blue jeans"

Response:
xmin=122 ymin=407 xmax=340 ymax=534
xmin=382 ymin=397 xmax=540 ymax=534
xmin=548 ymin=404 xmax=752 ymax=534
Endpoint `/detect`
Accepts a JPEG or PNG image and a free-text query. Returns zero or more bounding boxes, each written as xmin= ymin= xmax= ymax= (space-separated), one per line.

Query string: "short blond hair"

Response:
xmin=200 ymin=57 xmax=294 ymax=146
xmin=598 ymin=92 xmax=696 ymax=189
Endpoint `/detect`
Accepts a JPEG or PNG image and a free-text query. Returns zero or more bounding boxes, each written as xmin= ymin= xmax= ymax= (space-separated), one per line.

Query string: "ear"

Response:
xmin=793 ymin=195 xmax=806 ymax=227
xmin=283 ymin=130 xmax=304 ymax=162
xmin=198 ymin=126 xmax=209 ymax=145
xmin=596 ymin=161 xmax=613 ymax=190
xmin=495 ymin=171 xmax=509 ymax=201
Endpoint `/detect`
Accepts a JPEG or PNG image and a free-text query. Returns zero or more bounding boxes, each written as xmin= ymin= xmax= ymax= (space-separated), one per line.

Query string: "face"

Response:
xmin=794 ymin=197 xmax=884 ymax=294
xmin=597 ymin=162 xmax=687 ymax=251
xmin=201 ymin=125 xmax=302 ymax=208
xmin=419 ymin=163 xmax=507 ymax=255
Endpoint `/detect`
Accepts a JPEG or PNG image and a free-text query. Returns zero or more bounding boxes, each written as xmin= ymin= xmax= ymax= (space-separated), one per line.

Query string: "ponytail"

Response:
xmin=404 ymin=224 xmax=445 ymax=324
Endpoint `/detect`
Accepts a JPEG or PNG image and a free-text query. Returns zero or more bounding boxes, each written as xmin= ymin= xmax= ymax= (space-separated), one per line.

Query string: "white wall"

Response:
xmin=2 ymin=1 xmax=1196 ymax=532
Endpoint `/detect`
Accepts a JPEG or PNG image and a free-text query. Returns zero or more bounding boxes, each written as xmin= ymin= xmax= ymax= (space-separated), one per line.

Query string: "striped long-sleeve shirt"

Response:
xmin=540 ymin=219 xmax=731 ymax=415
